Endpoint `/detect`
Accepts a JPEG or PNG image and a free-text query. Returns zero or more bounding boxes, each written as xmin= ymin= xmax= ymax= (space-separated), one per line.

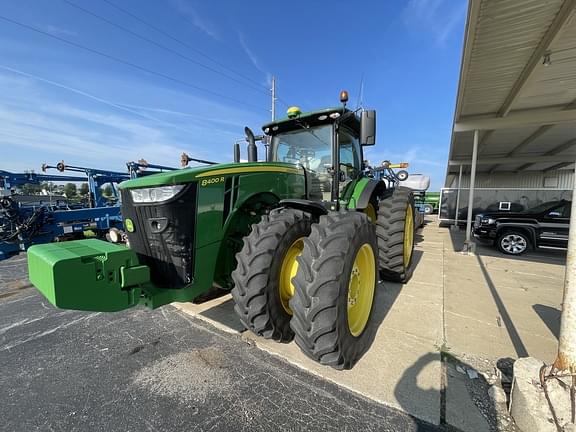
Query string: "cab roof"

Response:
xmin=262 ymin=107 xmax=360 ymax=135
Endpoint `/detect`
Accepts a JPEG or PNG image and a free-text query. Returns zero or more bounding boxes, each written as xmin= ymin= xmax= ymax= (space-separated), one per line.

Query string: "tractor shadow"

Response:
xmin=363 ymin=249 xmax=424 ymax=359
xmin=192 ymin=249 xmax=424 ymax=368
xmin=190 ymin=293 xmax=246 ymax=333
xmin=193 ymin=251 xmax=422 ymax=362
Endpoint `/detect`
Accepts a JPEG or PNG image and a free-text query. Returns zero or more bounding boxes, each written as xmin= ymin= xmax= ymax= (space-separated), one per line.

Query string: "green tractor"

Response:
xmin=27 ymin=91 xmax=415 ymax=369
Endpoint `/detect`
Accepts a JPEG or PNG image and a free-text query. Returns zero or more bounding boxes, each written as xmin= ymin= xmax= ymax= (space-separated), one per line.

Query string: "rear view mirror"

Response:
xmin=360 ymin=110 xmax=376 ymax=146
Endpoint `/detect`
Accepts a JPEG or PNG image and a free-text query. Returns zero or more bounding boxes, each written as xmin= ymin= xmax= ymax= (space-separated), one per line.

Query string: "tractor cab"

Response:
xmin=265 ymin=107 xmax=362 ymax=202
xmin=242 ymin=91 xmax=376 ymax=209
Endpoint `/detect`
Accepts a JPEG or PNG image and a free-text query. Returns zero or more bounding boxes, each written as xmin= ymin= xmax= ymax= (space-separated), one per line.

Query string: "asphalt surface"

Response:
xmin=0 ymin=254 xmax=439 ymax=432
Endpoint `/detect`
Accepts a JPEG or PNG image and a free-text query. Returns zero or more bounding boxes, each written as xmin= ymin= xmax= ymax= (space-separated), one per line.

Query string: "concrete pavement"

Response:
xmin=175 ymin=216 xmax=566 ymax=431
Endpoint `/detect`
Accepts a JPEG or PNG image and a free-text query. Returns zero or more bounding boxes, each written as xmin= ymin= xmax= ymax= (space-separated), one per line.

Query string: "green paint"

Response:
xmin=27 ymin=240 xmax=144 ymax=312
xmin=120 ymin=265 xmax=150 ymax=288
xmin=28 ymin=168 xmax=307 ymax=312
xmin=347 ymin=178 xmax=372 ymax=209
xmin=118 ymin=162 xmax=300 ymax=189
xmin=423 ymin=192 xmax=440 ymax=209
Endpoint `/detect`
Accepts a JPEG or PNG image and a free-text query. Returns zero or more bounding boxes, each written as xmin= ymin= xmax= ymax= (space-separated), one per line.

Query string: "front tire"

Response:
xmin=231 ymin=208 xmax=312 ymax=342
xmin=290 ymin=212 xmax=378 ymax=370
xmin=497 ymin=231 xmax=529 ymax=255
xmin=376 ymin=187 xmax=415 ymax=282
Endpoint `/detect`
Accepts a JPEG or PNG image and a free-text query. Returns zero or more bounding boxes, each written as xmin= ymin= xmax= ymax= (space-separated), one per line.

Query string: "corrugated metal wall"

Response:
xmin=448 ymin=170 xmax=574 ymax=189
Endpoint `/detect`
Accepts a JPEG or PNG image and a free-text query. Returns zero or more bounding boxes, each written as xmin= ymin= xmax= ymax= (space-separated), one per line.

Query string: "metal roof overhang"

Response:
xmin=446 ymin=0 xmax=576 ymax=183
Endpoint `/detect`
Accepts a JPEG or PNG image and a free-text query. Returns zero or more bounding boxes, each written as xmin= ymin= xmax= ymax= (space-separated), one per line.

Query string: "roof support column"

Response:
xmin=463 ymin=129 xmax=479 ymax=252
xmin=554 ymin=164 xmax=576 ymax=371
xmin=454 ymin=164 xmax=463 ymax=227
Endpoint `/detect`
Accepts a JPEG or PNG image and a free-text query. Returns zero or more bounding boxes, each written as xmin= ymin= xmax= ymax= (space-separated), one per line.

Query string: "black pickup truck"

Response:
xmin=473 ymin=200 xmax=571 ymax=255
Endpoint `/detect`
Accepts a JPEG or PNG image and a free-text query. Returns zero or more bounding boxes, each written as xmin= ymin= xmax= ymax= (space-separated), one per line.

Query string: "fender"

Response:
xmin=279 ymin=199 xmax=328 ymax=217
xmin=496 ymin=222 xmax=538 ymax=248
xmin=349 ymin=178 xmax=386 ymax=209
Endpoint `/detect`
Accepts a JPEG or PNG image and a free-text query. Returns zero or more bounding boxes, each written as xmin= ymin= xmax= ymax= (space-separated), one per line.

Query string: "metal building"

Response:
xmin=442 ymin=0 xmax=576 ymax=241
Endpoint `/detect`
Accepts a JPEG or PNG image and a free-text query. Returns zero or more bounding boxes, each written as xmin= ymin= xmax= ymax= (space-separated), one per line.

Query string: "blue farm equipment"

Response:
xmin=124 ymin=155 xmax=214 ymax=180
xmin=126 ymin=159 xmax=179 ymax=179
xmin=368 ymin=161 xmax=430 ymax=228
xmin=0 ymin=162 xmax=130 ymax=261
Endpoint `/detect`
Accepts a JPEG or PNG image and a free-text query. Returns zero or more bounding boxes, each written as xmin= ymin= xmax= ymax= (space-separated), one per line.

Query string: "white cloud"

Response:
xmin=0 ymin=73 xmax=258 ymax=172
xmin=173 ymin=0 xmax=220 ymax=40
xmin=0 ymin=104 xmax=180 ymax=163
xmin=118 ymin=103 xmax=248 ymax=131
xmin=238 ymin=32 xmax=271 ymax=85
xmin=403 ymin=0 xmax=467 ymax=45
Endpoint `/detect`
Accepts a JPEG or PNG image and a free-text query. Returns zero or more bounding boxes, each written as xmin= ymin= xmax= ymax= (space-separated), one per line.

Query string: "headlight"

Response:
xmin=130 ymin=185 xmax=185 ymax=203
xmin=481 ymin=218 xmax=496 ymax=225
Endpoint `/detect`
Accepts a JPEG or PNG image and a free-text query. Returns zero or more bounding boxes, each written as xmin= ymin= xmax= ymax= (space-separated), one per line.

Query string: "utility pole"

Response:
xmin=271 ymin=76 xmax=276 ymax=121
xmin=554 ymin=171 xmax=576 ymax=372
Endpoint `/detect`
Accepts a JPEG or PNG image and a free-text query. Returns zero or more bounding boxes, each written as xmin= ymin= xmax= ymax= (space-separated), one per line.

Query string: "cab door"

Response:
xmin=539 ymin=203 xmax=570 ymax=248
xmin=339 ymin=127 xmax=362 ymax=181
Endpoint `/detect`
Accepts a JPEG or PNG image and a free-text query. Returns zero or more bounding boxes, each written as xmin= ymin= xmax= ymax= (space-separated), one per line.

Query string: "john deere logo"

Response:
xmin=125 ymin=218 xmax=134 ymax=233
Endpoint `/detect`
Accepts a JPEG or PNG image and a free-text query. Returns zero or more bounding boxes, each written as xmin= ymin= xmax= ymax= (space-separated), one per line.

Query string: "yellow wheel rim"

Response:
xmin=347 ymin=243 xmax=376 ymax=337
xmin=403 ymin=204 xmax=414 ymax=268
xmin=364 ymin=203 xmax=377 ymax=223
xmin=279 ymin=237 xmax=304 ymax=315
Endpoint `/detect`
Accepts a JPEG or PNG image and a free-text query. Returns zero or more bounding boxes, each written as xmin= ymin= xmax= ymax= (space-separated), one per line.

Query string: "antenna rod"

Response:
xmin=356 ymin=73 xmax=365 ymax=109
xmin=271 ymin=76 xmax=276 ymax=121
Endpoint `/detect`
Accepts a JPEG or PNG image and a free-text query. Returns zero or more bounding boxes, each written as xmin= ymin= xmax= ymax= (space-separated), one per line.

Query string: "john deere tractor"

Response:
xmin=27 ymin=91 xmax=415 ymax=369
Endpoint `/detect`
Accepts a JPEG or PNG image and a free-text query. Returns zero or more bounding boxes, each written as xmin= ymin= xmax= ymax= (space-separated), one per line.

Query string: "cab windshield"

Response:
xmin=269 ymin=125 xmax=332 ymax=174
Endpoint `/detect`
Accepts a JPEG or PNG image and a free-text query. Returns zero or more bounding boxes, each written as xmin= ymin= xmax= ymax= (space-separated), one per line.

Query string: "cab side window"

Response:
xmin=547 ymin=204 xmax=570 ymax=218
xmin=338 ymin=128 xmax=361 ymax=181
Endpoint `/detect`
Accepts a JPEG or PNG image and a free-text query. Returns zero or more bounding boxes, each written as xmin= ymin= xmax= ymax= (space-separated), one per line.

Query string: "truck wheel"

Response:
xmin=423 ymin=203 xmax=434 ymax=214
xmin=231 ymin=208 xmax=312 ymax=342
xmin=497 ymin=231 xmax=529 ymax=255
xmin=376 ymin=186 xmax=415 ymax=282
xmin=290 ymin=212 xmax=378 ymax=369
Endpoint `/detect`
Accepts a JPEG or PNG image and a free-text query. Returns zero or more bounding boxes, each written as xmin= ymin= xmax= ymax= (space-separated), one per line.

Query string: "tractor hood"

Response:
xmin=119 ymin=162 xmax=302 ymax=189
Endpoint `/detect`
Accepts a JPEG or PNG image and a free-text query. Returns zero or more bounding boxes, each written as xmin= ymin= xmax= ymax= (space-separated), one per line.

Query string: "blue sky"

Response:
xmin=0 ymin=0 xmax=467 ymax=190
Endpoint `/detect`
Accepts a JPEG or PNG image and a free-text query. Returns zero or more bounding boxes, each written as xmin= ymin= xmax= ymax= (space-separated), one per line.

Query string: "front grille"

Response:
xmin=121 ymin=183 xmax=197 ymax=289
xmin=474 ymin=215 xmax=481 ymax=227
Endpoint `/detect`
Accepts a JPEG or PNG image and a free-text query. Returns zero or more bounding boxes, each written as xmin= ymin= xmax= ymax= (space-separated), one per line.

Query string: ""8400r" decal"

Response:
xmin=200 ymin=176 xmax=225 ymax=187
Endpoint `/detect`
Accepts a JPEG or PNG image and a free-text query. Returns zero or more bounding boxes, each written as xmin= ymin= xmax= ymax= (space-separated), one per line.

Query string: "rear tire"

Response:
xmin=376 ymin=187 xmax=415 ymax=282
xmin=423 ymin=204 xmax=434 ymax=214
xmin=231 ymin=208 xmax=312 ymax=342
xmin=290 ymin=212 xmax=378 ymax=370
